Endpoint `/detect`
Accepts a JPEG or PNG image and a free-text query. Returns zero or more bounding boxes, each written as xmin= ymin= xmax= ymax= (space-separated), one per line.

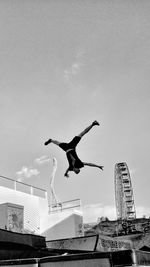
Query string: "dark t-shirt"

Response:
xmin=59 ymin=136 xmax=84 ymax=170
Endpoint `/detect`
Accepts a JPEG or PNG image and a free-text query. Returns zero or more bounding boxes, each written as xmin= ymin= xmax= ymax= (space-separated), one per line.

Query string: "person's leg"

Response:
xmin=78 ymin=120 xmax=100 ymax=138
xmin=83 ymin=162 xmax=103 ymax=171
xmin=44 ymin=139 xmax=61 ymax=146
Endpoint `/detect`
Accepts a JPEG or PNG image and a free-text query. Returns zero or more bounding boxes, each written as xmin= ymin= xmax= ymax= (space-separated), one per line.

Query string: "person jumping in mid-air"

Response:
xmin=44 ymin=120 xmax=104 ymax=178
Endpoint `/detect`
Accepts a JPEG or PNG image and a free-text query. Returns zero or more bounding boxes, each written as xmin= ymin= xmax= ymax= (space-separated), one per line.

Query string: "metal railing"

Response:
xmin=0 ymin=175 xmax=47 ymax=198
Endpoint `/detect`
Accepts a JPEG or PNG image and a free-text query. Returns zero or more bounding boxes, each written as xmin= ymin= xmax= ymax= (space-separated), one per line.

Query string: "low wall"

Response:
xmin=46 ymin=234 xmax=132 ymax=252
xmin=40 ymin=253 xmax=110 ymax=267
xmin=0 ymin=229 xmax=45 ymax=248
xmin=96 ymin=234 xmax=132 ymax=251
xmin=0 ymin=250 xmax=150 ymax=267
xmin=46 ymin=235 xmax=98 ymax=251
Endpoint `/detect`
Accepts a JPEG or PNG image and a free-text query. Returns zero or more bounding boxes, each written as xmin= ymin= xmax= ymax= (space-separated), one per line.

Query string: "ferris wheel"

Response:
xmin=114 ymin=162 xmax=136 ymax=220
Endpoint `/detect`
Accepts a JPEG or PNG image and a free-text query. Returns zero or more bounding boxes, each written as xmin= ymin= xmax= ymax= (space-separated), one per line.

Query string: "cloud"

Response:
xmin=64 ymin=50 xmax=85 ymax=83
xmin=16 ymin=166 xmax=39 ymax=181
xmin=16 ymin=155 xmax=53 ymax=182
xmin=16 ymin=155 xmax=52 ymax=182
xmin=64 ymin=63 xmax=82 ymax=83
xmin=34 ymin=155 xmax=50 ymax=165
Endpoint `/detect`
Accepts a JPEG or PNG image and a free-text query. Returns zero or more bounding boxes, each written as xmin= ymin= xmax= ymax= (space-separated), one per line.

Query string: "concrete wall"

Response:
xmin=96 ymin=234 xmax=132 ymax=251
xmin=0 ymin=202 xmax=24 ymax=232
xmin=46 ymin=235 xmax=98 ymax=251
xmin=7 ymin=203 xmax=24 ymax=232
xmin=43 ymin=213 xmax=84 ymax=240
xmin=40 ymin=257 xmax=110 ymax=267
xmin=46 ymin=234 xmax=132 ymax=252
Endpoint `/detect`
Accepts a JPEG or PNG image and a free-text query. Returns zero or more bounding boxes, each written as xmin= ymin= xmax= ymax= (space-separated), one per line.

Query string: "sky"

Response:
xmin=0 ymin=0 xmax=150 ymax=224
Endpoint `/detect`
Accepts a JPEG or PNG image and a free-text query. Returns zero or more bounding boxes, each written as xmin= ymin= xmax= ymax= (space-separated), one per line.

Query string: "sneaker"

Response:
xmin=44 ymin=139 xmax=52 ymax=145
xmin=92 ymin=120 xmax=100 ymax=126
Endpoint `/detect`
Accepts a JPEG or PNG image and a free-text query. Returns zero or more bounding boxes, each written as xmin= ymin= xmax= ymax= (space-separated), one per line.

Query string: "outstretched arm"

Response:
xmin=78 ymin=120 xmax=100 ymax=138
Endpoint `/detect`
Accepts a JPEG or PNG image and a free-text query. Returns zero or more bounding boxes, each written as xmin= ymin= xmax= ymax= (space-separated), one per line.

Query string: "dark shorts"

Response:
xmin=59 ymin=136 xmax=84 ymax=170
xmin=59 ymin=136 xmax=81 ymax=151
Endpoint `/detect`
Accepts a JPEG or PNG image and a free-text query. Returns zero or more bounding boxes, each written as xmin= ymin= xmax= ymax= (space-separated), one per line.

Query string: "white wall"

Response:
xmin=0 ymin=187 xmax=40 ymax=234
xmin=42 ymin=213 xmax=84 ymax=240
